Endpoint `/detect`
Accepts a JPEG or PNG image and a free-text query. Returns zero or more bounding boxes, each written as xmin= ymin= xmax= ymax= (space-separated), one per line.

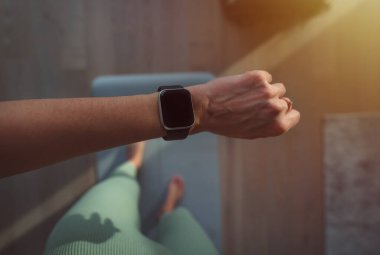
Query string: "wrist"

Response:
xmin=187 ymin=84 xmax=210 ymax=135
xmin=146 ymin=93 xmax=167 ymax=138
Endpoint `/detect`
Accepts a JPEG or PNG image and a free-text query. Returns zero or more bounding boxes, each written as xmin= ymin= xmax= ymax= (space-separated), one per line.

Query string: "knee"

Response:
xmin=173 ymin=207 xmax=191 ymax=217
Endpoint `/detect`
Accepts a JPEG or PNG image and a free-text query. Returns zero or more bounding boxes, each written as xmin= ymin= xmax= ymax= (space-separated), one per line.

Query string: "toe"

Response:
xmin=172 ymin=175 xmax=185 ymax=191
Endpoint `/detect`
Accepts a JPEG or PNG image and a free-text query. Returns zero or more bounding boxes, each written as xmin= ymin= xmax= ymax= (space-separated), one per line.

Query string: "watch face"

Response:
xmin=159 ymin=89 xmax=195 ymax=129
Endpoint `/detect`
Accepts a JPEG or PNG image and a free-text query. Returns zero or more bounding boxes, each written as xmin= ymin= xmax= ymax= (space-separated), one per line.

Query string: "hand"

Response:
xmin=189 ymin=71 xmax=300 ymax=139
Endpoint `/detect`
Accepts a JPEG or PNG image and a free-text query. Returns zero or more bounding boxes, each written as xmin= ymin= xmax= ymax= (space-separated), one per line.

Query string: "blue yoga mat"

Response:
xmin=92 ymin=73 xmax=222 ymax=252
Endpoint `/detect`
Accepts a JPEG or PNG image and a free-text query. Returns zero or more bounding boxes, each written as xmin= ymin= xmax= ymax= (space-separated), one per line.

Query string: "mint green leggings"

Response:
xmin=44 ymin=161 xmax=218 ymax=255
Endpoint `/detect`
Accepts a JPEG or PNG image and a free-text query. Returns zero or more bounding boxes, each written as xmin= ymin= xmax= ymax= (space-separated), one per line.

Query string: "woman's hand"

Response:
xmin=189 ymin=70 xmax=300 ymax=139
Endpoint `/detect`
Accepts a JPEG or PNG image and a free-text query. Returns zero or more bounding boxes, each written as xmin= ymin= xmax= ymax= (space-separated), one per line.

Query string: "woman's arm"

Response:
xmin=0 ymin=94 xmax=167 ymax=177
xmin=0 ymin=70 xmax=300 ymax=178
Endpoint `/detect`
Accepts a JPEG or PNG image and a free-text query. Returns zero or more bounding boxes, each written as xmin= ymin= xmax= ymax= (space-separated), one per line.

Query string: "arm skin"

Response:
xmin=0 ymin=70 xmax=300 ymax=178
xmin=0 ymin=94 xmax=167 ymax=177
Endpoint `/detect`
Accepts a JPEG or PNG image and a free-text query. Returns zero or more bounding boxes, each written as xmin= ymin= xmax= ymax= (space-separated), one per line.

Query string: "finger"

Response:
xmin=271 ymin=83 xmax=286 ymax=97
xmin=236 ymin=70 xmax=273 ymax=85
xmin=271 ymin=98 xmax=289 ymax=113
xmin=284 ymin=109 xmax=301 ymax=130
xmin=255 ymin=70 xmax=273 ymax=83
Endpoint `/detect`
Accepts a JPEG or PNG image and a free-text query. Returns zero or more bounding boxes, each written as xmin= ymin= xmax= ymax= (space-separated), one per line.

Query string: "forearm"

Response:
xmin=0 ymin=93 xmax=166 ymax=177
xmin=0 ymin=71 xmax=301 ymax=178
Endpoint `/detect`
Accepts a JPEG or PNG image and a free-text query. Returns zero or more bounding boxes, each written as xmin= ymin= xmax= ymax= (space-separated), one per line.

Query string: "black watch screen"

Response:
xmin=159 ymin=89 xmax=194 ymax=129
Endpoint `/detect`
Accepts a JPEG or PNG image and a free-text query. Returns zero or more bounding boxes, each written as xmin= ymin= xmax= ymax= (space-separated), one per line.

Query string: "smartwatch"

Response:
xmin=158 ymin=85 xmax=195 ymax=141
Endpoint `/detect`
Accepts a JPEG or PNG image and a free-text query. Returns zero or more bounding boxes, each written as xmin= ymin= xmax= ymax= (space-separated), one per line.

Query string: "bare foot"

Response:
xmin=159 ymin=176 xmax=185 ymax=217
xmin=127 ymin=142 xmax=145 ymax=169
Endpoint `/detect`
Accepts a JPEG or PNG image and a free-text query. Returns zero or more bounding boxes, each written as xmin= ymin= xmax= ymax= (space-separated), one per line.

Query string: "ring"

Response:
xmin=282 ymin=97 xmax=293 ymax=112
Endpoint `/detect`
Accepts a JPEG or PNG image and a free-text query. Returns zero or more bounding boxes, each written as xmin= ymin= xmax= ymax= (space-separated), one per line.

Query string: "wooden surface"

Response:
xmin=0 ymin=0 xmax=279 ymax=254
xmin=221 ymin=0 xmax=380 ymax=254
xmin=0 ymin=1 xmax=95 ymax=254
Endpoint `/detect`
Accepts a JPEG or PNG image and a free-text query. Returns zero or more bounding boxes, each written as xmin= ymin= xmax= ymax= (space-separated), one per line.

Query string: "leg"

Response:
xmin=44 ymin=143 xmax=172 ymax=255
xmin=156 ymin=177 xmax=219 ymax=255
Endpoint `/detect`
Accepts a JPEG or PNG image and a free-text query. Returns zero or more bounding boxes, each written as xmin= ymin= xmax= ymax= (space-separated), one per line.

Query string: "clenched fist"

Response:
xmin=189 ymin=71 xmax=300 ymax=139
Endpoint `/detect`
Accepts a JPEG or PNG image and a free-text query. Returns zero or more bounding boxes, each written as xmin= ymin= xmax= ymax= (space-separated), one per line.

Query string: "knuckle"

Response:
xmin=244 ymin=71 xmax=266 ymax=83
xmin=272 ymin=120 xmax=288 ymax=135
xmin=269 ymin=102 xmax=283 ymax=115
xmin=293 ymin=110 xmax=301 ymax=120
xmin=255 ymin=70 xmax=271 ymax=80
xmin=261 ymin=86 xmax=275 ymax=99
xmin=292 ymin=110 xmax=301 ymax=126
xmin=297 ymin=111 xmax=301 ymax=121
xmin=262 ymin=100 xmax=282 ymax=117
xmin=279 ymin=83 xmax=287 ymax=93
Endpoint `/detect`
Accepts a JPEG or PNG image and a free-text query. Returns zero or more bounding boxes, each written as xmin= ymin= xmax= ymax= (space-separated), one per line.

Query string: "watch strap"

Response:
xmin=162 ymin=128 xmax=190 ymax=141
xmin=158 ymin=85 xmax=192 ymax=141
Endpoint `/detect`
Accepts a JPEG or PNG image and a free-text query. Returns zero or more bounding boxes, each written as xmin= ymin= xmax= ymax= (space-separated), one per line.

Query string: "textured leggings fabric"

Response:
xmin=44 ymin=161 xmax=218 ymax=255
